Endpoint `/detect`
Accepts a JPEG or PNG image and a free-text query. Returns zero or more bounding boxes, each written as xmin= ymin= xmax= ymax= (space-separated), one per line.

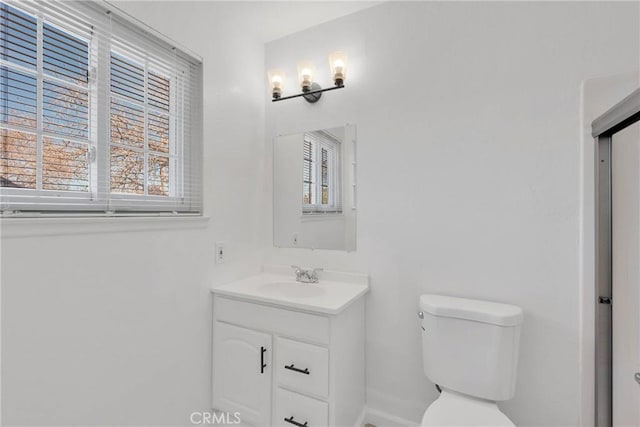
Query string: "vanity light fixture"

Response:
xmin=268 ymin=51 xmax=347 ymax=103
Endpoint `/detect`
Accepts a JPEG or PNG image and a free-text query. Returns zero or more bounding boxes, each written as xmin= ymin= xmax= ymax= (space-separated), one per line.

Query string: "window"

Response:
xmin=1 ymin=4 xmax=90 ymax=193
xmin=302 ymin=130 xmax=342 ymax=214
xmin=0 ymin=0 xmax=202 ymax=214
xmin=109 ymin=52 xmax=173 ymax=197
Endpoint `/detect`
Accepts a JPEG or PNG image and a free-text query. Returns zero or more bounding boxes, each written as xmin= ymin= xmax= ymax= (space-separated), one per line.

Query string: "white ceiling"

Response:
xmin=110 ymin=1 xmax=380 ymax=43
xmin=251 ymin=1 xmax=380 ymax=42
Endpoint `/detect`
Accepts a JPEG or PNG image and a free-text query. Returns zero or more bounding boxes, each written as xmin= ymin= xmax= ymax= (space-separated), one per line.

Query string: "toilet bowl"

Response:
xmin=421 ymin=389 xmax=514 ymax=426
xmin=418 ymin=294 xmax=523 ymax=426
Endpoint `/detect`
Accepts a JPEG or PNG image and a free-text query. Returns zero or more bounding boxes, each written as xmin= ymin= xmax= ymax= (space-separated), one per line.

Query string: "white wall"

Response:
xmin=0 ymin=2 xmax=268 ymax=425
xmin=263 ymin=2 xmax=640 ymax=426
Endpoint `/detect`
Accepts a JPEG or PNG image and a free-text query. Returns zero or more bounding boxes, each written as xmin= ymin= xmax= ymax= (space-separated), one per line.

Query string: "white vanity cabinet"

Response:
xmin=211 ymin=287 xmax=366 ymax=427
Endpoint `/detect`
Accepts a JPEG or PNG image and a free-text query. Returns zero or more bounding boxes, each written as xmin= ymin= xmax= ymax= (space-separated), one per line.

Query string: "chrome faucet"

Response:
xmin=291 ymin=266 xmax=323 ymax=284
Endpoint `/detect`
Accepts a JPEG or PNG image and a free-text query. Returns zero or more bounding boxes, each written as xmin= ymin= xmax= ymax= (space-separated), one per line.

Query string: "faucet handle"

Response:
xmin=291 ymin=266 xmax=304 ymax=280
xmin=310 ymin=268 xmax=323 ymax=282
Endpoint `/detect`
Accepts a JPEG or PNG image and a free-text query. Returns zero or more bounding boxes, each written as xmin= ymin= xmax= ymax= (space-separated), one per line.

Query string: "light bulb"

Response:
xmin=301 ymin=68 xmax=312 ymax=90
xmin=267 ymin=69 xmax=285 ymax=100
xmin=328 ymin=51 xmax=348 ymax=86
xmin=297 ymin=61 xmax=315 ymax=92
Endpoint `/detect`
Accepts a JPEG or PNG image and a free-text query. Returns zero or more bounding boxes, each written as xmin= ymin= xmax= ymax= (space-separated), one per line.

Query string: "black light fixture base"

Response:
xmin=303 ymin=83 xmax=322 ymax=103
xmin=272 ymin=82 xmax=344 ymax=103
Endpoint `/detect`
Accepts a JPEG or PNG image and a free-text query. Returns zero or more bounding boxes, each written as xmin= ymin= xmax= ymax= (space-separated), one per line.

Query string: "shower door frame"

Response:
xmin=593 ymin=88 xmax=640 ymax=427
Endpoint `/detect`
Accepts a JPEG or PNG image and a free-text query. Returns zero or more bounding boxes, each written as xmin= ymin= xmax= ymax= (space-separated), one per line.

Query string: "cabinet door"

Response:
xmin=213 ymin=321 xmax=271 ymax=426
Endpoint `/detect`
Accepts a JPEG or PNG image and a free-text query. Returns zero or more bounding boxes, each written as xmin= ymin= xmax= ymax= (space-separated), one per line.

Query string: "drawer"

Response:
xmin=274 ymin=388 xmax=328 ymax=427
xmin=276 ymin=337 xmax=329 ymax=398
xmin=214 ymin=296 xmax=329 ymax=345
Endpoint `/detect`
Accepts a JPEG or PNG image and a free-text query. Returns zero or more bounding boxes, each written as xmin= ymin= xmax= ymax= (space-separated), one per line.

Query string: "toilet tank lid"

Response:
xmin=419 ymin=294 xmax=523 ymax=326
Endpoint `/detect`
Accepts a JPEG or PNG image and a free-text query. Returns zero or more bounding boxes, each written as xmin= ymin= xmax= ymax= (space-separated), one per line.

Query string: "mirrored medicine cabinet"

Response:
xmin=273 ymin=124 xmax=356 ymax=251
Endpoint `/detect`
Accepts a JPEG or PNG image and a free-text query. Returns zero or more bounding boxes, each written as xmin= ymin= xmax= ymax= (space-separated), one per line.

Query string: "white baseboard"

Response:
xmin=364 ymin=407 xmax=420 ymax=427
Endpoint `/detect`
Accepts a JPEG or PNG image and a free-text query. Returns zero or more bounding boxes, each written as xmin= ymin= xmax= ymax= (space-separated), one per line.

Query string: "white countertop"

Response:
xmin=211 ymin=266 xmax=369 ymax=315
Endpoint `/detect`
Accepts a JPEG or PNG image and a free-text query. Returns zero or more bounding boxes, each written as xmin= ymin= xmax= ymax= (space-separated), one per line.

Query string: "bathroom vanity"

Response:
xmin=211 ymin=266 xmax=368 ymax=427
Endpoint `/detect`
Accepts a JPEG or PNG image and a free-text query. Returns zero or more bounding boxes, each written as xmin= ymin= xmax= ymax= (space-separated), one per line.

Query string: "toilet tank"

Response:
xmin=419 ymin=294 xmax=523 ymax=401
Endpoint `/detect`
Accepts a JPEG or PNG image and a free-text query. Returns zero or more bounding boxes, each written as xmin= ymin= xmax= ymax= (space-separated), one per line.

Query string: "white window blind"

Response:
xmin=0 ymin=0 xmax=202 ymax=214
xmin=302 ymin=130 xmax=342 ymax=214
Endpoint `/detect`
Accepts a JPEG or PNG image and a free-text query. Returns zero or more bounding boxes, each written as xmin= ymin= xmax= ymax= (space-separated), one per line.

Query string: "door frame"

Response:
xmin=593 ymin=88 xmax=640 ymax=427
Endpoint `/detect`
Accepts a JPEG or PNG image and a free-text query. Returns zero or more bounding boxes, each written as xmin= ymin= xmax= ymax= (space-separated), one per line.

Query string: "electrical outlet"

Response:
xmin=215 ymin=241 xmax=225 ymax=264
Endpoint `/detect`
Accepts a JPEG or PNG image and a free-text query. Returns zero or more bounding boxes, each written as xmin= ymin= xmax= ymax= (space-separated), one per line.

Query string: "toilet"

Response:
xmin=418 ymin=294 xmax=523 ymax=426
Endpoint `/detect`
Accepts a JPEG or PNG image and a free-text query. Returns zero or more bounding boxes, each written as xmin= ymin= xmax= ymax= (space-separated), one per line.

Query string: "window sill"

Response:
xmin=0 ymin=215 xmax=210 ymax=238
xmin=300 ymin=212 xmax=344 ymax=222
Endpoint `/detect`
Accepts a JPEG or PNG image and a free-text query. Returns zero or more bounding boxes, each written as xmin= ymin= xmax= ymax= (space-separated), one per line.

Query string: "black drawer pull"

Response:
xmin=260 ymin=347 xmax=267 ymax=374
xmin=284 ymin=416 xmax=308 ymax=427
xmin=284 ymin=364 xmax=310 ymax=375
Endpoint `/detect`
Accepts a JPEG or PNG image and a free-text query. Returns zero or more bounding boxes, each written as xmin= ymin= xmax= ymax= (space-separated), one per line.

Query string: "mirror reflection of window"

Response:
xmin=273 ymin=124 xmax=355 ymax=251
xmin=302 ymin=131 xmax=341 ymax=214
xmin=303 ymin=138 xmax=314 ymax=205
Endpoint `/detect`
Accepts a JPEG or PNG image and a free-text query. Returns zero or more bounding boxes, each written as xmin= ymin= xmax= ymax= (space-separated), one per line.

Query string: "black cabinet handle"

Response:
xmin=260 ymin=347 xmax=267 ymax=374
xmin=284 ymin=364 xmax=310 ymax=375
xmin=284 ymin=416 xmax=308 ymax=427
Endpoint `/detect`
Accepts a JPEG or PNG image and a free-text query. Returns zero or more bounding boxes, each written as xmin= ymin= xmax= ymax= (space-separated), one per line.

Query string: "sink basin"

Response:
xmin=257 ymin=282 xmax=326 ymax=298
xmin=212 ymin=268 xmax=369 ymax=314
